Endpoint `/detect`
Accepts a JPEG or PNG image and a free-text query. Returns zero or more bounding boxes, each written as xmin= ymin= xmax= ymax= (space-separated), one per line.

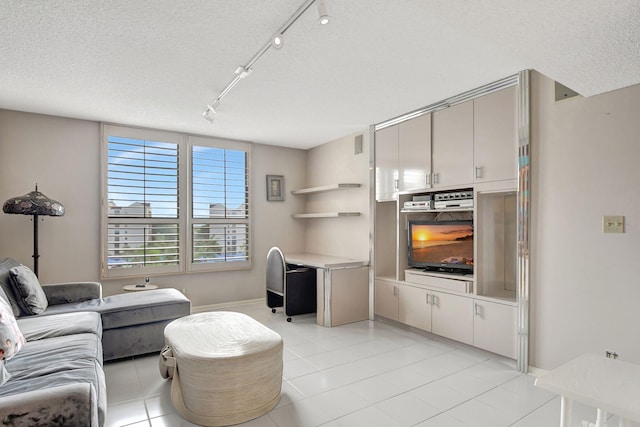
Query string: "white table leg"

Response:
xmin=595 ymin=408 xmax=608 ymax=427
xmin=619 ymin=419 xmax=631 ymax=427
xmin=560 ymin=396 xmax=573 ymax=427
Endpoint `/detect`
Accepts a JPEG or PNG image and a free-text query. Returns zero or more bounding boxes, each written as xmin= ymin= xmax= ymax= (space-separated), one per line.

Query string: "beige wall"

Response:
xmin=0 ymin=110 xmax=308 ymax=307
xmin=303 ymin=131 xmax=371 ymax=260
xmin=530 ymin=72 xmax=640 ymax=369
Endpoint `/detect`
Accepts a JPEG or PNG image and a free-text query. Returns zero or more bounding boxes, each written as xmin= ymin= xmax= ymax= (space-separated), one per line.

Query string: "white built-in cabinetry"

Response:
xmin=375 ymin=114 xmax=432 ymax=201
xmin=431 ymin=100 xmax=474 ymax=188
xmin=473 ymin=85 xmax=518 ymax=183
xmin=374 ymin=278 xmax=399 ymax=321
xmin=373 ymin=83 xmax=519 ymax=359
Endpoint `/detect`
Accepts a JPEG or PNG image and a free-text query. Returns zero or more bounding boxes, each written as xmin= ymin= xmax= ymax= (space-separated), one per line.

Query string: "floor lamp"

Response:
xmin=2 ymin=185 xmax=65 ymax=277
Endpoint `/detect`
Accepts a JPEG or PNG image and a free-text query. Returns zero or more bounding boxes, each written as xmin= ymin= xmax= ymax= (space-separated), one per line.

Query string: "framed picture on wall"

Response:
xmin=266 ymin=175 xmax=284 ymax=201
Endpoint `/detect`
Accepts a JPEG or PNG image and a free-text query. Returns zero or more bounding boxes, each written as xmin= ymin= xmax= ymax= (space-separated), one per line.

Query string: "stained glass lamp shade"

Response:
xmin=3 ymin=185 xmax=65 ymax=276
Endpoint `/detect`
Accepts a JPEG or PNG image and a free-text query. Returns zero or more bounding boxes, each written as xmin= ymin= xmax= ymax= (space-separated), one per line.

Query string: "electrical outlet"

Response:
xmin=603 ymin=216 xmax=624 ymax=233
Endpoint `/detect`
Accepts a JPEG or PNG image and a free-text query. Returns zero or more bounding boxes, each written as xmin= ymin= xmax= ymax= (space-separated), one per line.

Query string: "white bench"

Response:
xmin=535 ymin=353 xmax=640 ymax=427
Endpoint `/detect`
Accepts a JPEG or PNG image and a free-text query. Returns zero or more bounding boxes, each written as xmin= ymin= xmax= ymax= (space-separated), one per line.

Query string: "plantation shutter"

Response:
xmin=105 ymin=135 xmax=180 ymax=271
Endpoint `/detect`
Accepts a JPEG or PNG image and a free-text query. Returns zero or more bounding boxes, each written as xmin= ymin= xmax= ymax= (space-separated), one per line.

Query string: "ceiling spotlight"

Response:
xmin=272 ymin=33 xmax=284 ymax=49
xmin=202 ymin=103 xmax=217 ymax=123
xmin=316 ymin=0 xmax=330 ymax=25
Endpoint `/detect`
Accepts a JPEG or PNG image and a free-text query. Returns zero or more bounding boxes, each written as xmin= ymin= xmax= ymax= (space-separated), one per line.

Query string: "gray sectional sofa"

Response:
xmin=0 ymin=257 xmax=191 ymax=426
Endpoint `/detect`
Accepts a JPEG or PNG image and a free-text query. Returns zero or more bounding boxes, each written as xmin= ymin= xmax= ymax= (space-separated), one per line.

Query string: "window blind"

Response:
xmin=191 ymin=146 xmax=249 ymax=265
xmin=106 ymin=136 xmax=179 ymax=270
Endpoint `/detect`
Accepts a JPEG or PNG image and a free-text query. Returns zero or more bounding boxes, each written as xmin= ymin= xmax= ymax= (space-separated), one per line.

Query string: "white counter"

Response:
xmin=285 ymin=253 xmax=368 ymax=269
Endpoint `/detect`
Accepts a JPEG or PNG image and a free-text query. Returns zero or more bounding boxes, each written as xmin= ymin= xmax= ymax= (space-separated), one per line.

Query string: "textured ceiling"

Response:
xmin=1 ymin=0 xmax=639 ymax=149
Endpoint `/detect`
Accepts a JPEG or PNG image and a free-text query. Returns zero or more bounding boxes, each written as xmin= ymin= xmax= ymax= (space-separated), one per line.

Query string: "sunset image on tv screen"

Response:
xmin=411 ymin=224 xmax=474 ymax=265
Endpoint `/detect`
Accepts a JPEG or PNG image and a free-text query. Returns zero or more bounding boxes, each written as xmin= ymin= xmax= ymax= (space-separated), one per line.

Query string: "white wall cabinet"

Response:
xmin=431 ymin=100 xmax=474 ymax=188
xmin=375 ymin=113 xmax=432 ymax=201
xmin=374 ymin=279 xmax=399 ymax=321
xmin=473 ymin=86 xmax=518 ymax=183
xmin=398 ymin=113 xmax=431 ymax=192
xmin=375 ymin=125 xmax=399 ymax=201
xmin=473 ymin=299 xmax=517 ymax=359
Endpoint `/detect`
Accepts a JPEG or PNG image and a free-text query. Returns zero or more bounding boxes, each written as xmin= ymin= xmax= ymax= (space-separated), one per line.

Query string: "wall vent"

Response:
xmin=354 ymin=134 xmax=363 ymax=154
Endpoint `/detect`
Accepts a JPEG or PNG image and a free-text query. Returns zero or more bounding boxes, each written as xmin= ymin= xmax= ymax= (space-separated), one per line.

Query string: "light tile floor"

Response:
xmin=104 ymin=302 xmax=632 ymax=427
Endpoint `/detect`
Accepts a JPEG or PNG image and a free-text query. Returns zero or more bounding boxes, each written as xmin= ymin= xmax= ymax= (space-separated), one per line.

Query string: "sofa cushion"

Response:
xmin=18 ymin=311 xmax=102 ymax=342
xmin=40 ymin=288 xmax=190 ymax=329
xmin=0 ymin=258 xmax=23 ymax=317
xmin=7 ymin=333 xmax=103 ymax=371
xmin=9 ymin=265 xmax=48 ymax=315
xmin=0 ymin=298 xmax=25 ymax=362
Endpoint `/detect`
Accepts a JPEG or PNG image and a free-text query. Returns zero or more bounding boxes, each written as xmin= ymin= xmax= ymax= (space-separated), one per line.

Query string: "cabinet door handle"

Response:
xmin=432 ymin=295 xmax=438 ymax=307
xmin=474 ymin=303 xmax=480 ymax=317
xmin=475 ymin=166 xmax=482 ymax=179
xmin=394 ymin=179 xmax=399 ymax=190
xmin=426 ymin=293 xmax=430 ymax=305
xmin=393 ymin=286 xmax=397 ymax=297
xmin=425 ymin=173 xmax=431 ymax=186
xmin=433 ymin=173 xmax=439 ymax=184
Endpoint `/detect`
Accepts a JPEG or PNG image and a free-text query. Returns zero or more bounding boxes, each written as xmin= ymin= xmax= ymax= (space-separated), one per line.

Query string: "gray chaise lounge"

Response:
xmin=0 ymin=257 xmax=191 ymax=426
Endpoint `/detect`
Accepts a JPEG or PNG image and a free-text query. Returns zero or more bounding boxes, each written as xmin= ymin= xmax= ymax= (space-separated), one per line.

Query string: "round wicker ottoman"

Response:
xmin=160 ymin=312 xmax=283 ymax=426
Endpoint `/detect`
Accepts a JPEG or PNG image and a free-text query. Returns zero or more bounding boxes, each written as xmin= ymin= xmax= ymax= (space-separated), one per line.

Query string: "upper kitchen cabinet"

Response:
xmin=431 ymin=100 xmax=474 ymax=188
xmin=375 ymin=124 xmax=399 ymax=201
xmin=473 ymin=86 xmax=518 ymax=183
xmin=398 ymin=113 xmax=432 ymax=193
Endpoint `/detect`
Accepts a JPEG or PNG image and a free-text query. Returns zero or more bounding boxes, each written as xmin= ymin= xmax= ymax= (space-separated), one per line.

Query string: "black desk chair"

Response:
xmin=266 ymin=247 xmax=316 ymax=322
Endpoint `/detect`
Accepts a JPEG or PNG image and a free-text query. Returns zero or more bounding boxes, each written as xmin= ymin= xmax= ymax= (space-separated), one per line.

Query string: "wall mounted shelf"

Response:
xmin=291 ymin=183 xmax=362 ymax=219
xmin=291 ymin=183 xmax=360 ymax=195
xmin=292 ymin=212 xmax=361 ymax=219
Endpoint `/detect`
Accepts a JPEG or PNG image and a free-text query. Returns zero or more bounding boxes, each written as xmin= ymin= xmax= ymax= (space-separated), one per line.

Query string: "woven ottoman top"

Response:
xmin=164 ymin=311 xmax=282 ymax=360
xmin=163 ymin=311 xmax=283 ymax=426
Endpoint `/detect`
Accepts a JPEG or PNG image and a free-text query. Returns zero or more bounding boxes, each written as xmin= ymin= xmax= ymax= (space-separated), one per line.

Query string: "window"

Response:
xmin=102 ymin=125 xmax=251 ymax=278
xmin=189 ymin=135 xmax=250 ymax=272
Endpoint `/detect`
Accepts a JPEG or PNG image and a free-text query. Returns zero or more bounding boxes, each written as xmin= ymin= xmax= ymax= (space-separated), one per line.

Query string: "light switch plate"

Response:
xmin=603 ymin=216 xmax=624 ymax=233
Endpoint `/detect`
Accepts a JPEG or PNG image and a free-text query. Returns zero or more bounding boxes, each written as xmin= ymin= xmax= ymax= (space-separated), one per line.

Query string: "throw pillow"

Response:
xmin=0 ymin=297 xmax=25 ymax=363
xmin=9 ymin=265 xmax=48 ymax=315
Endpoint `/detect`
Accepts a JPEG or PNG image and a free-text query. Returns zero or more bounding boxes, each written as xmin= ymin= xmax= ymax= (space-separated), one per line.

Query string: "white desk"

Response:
xmin=535 ymin=353 xmax=640 ymax=427
xmin=285 ymin=253 xmax=369 ymax=327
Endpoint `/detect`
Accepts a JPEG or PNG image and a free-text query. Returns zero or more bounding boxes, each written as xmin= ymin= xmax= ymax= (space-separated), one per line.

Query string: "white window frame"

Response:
xmin=187 ymin=135 xmax=252 ymax=273
xmin=101 ymin=124 xmax=252 ymax=279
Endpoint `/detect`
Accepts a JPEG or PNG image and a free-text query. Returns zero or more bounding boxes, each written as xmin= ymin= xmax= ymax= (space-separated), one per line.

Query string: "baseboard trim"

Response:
xmin=527 ymin=365 xmax=548 ymax=377
xmin=191 ymin=298 xmax=265 ymax=313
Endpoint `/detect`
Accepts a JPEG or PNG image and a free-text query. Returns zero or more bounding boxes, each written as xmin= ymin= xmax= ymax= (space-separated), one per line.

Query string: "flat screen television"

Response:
xmin=407 ymin=220 xmax=474 ymax=274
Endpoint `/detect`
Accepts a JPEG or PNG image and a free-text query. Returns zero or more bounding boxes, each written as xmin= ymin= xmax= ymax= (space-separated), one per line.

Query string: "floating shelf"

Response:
xmin=292 ymin=212 xmax=361 ymax=219
xmin=291 ymin=183 xmax=360 ymax=195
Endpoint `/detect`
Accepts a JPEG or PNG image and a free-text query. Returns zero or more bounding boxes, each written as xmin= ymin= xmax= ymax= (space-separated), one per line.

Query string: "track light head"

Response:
xmin=272 ymin=33 xmax=284 ymax=49
xmin=202 ymin=103 xmax=218 ymax=123
xmin=316 ymin=0 xmax=330 ymax=25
